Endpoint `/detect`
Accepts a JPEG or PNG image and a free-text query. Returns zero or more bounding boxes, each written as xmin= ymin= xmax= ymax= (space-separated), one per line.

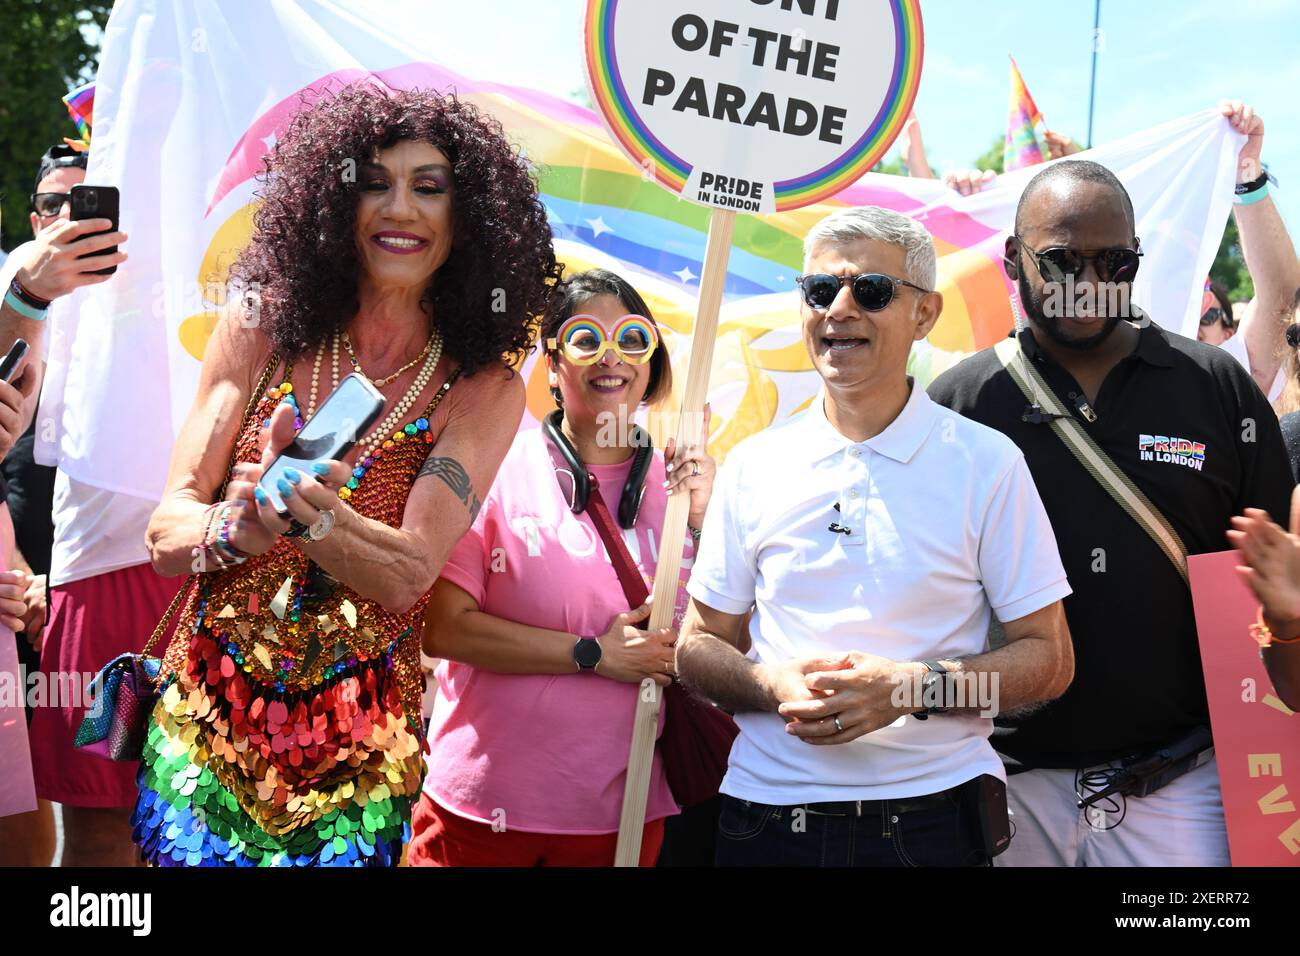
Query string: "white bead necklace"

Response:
xmin=355 ymin=328 xmax=444 ymax=462
xmin=303 ymin=333 xmax=341 ymax=421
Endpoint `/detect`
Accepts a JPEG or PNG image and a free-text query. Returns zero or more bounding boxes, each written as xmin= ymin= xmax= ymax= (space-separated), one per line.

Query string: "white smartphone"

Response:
xmin=257 ymin=372 xmax=385 ymax=516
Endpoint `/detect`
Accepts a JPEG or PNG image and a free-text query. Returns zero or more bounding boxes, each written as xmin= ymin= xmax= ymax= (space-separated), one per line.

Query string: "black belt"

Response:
xmin=797 ymin=784 xmax=962 ymax=817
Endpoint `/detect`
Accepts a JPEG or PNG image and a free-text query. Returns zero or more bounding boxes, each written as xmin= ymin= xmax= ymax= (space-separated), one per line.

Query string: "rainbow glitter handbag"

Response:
xmin=75 ymin=355 xmax=280 ymax=761
xmin=74 ymin=577 xmax=194 ymax=759
xmin=74 ymin=651 xmax=168 ymax=760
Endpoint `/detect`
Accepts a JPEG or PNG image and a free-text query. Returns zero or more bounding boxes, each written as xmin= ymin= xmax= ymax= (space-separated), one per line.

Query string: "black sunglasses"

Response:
xmin=1015 ymin=237 xmax=1142 ymax=284
xmin=31 ymin=192 xmax=72 ymax=217
xmin=1199 ymin=307 xmax=1231 ymax=328
xmin=796 ymin=272 xmax=931 ymax=312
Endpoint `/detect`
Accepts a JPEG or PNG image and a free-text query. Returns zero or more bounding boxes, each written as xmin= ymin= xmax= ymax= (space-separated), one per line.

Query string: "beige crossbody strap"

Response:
xmin=994 ymin=336 xmax=1188 ymax=585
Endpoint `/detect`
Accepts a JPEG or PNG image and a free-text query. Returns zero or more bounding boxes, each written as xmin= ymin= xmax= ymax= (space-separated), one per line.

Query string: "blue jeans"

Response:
xmin=714 ymin=790 xmax=989 ymax=867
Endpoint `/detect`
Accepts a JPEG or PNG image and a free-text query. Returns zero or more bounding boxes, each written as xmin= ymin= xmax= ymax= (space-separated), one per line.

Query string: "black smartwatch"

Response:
xmin=913 ymin=660 xmax=952 ymax=720
xmin=573 ymin=636 xmax=602 ymax=672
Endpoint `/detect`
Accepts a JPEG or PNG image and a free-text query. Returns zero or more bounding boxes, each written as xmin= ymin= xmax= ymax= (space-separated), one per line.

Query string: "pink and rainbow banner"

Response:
xmin=47 ymin=0 xmax=1243 ymax=500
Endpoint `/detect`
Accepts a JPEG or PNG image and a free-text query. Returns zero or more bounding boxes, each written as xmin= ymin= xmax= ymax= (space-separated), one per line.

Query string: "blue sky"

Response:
xmin=388 ymin=0 xmax=1300 ymax=231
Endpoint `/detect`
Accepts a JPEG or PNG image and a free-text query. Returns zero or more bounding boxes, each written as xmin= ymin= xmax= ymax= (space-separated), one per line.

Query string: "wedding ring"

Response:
xmin=833 ymin=716 xmax=844 ymax=733
xmin=691 ymin=461 xmax=701 ymax=477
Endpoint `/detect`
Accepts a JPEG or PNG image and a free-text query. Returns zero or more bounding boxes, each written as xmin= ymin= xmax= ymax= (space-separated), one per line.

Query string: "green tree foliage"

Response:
xmin=871 ymin=154 xmax=910 ymax=176
xmin=972 ymin=134 xmax=1005 ymax=175
xmin=0 ymin=0 xmax=113 ymax=250
xmin=1209 ymin=216 xmax=1254 ymax=302
xmin=570 ymin=85 xmax=593 ymax=110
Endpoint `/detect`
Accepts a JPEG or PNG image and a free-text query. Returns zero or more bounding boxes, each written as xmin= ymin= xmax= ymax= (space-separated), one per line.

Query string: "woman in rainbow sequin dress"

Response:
xmin=131 ymin=85 xmax=562 ymax=866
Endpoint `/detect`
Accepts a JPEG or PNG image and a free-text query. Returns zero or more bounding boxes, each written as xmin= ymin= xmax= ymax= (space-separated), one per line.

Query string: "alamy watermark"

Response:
xmin=0 ymin=665 xmax=98 ymax=712
xmin=1041 ymin=275 xmax=1135 ymax=321
xmin=890 ymin=668 xmax=1001 ymax=718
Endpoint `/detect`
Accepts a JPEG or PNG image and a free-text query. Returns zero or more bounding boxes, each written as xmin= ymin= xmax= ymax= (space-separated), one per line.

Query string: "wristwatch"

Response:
xmin=913 ymin=659 xmax=952 ymax=720
xmin=573 ymin=636 xmax=602 ymax=672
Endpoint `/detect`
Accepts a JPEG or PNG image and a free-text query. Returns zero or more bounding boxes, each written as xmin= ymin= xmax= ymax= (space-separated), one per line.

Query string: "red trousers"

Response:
xmin=406 ymin=792 xmax=665 ymax=867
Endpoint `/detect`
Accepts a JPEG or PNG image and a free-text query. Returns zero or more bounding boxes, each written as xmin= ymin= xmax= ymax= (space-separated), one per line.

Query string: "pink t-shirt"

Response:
xmin=424 ymin=428 xmax=689 ymax=834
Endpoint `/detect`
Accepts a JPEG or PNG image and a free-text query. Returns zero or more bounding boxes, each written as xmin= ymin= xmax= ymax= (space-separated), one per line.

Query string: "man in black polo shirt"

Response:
xmin=928 ymin=160 xmax=1292 ymax=866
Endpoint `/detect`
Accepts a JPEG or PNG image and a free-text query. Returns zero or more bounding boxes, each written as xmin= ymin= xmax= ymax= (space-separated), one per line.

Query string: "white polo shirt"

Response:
xmin=687 ymin=379 xmax=1071 ymax=804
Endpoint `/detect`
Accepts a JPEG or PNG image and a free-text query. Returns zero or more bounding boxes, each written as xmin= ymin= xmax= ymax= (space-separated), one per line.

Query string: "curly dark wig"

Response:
xmin=232 ymin=83 xmax=563 ymax=372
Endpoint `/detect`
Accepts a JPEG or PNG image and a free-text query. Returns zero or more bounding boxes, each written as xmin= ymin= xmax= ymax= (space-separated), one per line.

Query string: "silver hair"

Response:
xmin=803 ymin=206 xmax=937 ymax=291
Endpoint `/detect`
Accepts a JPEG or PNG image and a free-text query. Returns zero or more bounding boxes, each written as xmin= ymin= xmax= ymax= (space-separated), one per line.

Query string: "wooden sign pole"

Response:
xmin=614 ymin=206 xmax=736 ymax=866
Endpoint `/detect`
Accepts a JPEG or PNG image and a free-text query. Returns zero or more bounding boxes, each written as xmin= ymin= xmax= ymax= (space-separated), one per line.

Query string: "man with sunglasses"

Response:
xmin=928 ymin=159 xmax=1292 ymax=867
xmin=942 ymin=101 xmax=1300 ymax=409
xmin=678 ymin=206 xmax=1074 ymax=867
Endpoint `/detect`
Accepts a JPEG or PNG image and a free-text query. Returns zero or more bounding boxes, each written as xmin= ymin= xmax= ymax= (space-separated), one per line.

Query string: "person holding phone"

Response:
xmin=134 ymin=85 xmax=561 ymax=867
xmin=406 ymin=269 xmax=718 ymax=867
xmin=0 ymin=143 xmax=136 ymax=867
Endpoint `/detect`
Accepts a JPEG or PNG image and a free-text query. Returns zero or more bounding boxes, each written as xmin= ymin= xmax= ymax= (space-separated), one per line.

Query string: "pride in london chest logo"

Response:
xmin=1138 ymin=434 xmax=1206 ymax=472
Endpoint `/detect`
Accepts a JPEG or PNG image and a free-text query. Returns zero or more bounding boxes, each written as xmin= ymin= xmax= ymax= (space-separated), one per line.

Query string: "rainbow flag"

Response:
xmin=62 ymin=81 xmax=95 ymax=150
xmin=1004 ymin=57 xmax=1046 ymax=171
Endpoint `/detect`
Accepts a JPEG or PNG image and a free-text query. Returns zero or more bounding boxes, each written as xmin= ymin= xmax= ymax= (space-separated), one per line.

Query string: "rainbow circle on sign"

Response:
xmin=584 ymin=0 xmax=924 ymax=212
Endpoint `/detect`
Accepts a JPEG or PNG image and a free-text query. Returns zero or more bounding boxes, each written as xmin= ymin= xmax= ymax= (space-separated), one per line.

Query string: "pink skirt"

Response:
xmin=28 ymin=563 xmax=183 ymax=807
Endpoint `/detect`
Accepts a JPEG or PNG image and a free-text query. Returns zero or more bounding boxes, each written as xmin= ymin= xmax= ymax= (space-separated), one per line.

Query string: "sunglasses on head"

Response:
xmin=30 ymin=192 xmax=72 ymax=217
xmin=1015 ymin=237 xmax=1143 ymax=284
xmin=546 ymin=314 xmax=659 ymax=366
xmin=795 ymin=272 xmax=931 ymax=312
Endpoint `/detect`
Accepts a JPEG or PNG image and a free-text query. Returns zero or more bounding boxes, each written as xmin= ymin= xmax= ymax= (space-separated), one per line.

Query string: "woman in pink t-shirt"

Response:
xmin=407 ymin=269 xmax=716 ymax=866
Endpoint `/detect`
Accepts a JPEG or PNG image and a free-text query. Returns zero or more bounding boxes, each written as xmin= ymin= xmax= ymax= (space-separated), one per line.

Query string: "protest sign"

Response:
xmin=585 ymin=0 xmax=925 ymax=863
xmin=585 ymin=0 xmax=923 ymax=214
xmin=1189 ymin=550 xmax=1300 ymax=866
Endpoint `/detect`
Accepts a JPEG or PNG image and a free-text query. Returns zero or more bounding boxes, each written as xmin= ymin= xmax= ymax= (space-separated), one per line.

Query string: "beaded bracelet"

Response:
xmin=199 ymin=502 xmax=222 ymax=544
xmin=1249 ymin=606 xmax=1300 ymax=648
xmin=198 ymin=505 xmax=246 ymax=570
xmin=200 ymin=540 xmax=235 ymax=572
xmin=195 ymin=504 xmax=227 ymax=572
xmin=213 ymin=506 xmax=248 ymax=565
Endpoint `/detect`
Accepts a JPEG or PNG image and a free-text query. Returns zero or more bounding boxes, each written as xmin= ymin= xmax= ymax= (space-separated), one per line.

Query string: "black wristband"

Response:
xmin=282 ymin=519 xmax=311 ymax=539
xmin=1235 ymin=170 xmax=1269 ymax=195
xmin=9 ymin=276 xmax=52 ymax=310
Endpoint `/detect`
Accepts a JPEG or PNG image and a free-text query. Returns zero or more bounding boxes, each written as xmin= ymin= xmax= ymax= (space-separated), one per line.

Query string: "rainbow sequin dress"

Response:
xmin=132 ymin=363 xmax=450 ymax=866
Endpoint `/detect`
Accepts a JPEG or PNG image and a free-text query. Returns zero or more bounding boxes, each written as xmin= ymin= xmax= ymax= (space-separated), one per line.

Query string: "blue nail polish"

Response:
xmin=276 ymin=478 xmax=294 ymax=498
xmin=254 ymin=486 xmax=268 ymax=505
xmin=284 ymin=467 xmax=302 ymax=484
xmin=311 ymin=462 xmax=331 ymax=476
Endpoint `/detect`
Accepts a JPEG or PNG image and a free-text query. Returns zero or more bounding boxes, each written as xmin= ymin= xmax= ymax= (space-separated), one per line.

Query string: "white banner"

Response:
xmin=37 ymin=0 xmax=1242 ymax=502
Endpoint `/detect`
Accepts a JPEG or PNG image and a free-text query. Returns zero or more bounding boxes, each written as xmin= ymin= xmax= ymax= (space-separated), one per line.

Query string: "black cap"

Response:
xmin=34 ymin=144 xmax=88 ymax=193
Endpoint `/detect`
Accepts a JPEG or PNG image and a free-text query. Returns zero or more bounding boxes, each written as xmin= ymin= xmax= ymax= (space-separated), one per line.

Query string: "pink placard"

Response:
xmin=0 ymin=625 xmax=37 ymax=818
xmin=1189 ymin=550 xmax=1300 ymax=866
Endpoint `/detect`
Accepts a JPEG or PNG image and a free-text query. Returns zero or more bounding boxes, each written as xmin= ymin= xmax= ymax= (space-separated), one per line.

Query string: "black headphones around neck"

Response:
xmin=542 ymin=409 xmax=653 ymax=529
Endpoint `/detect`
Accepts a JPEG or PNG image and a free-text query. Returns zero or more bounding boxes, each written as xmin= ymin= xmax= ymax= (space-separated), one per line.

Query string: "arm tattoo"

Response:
xmin=416 ymin=455 xmax=482 ymax=522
